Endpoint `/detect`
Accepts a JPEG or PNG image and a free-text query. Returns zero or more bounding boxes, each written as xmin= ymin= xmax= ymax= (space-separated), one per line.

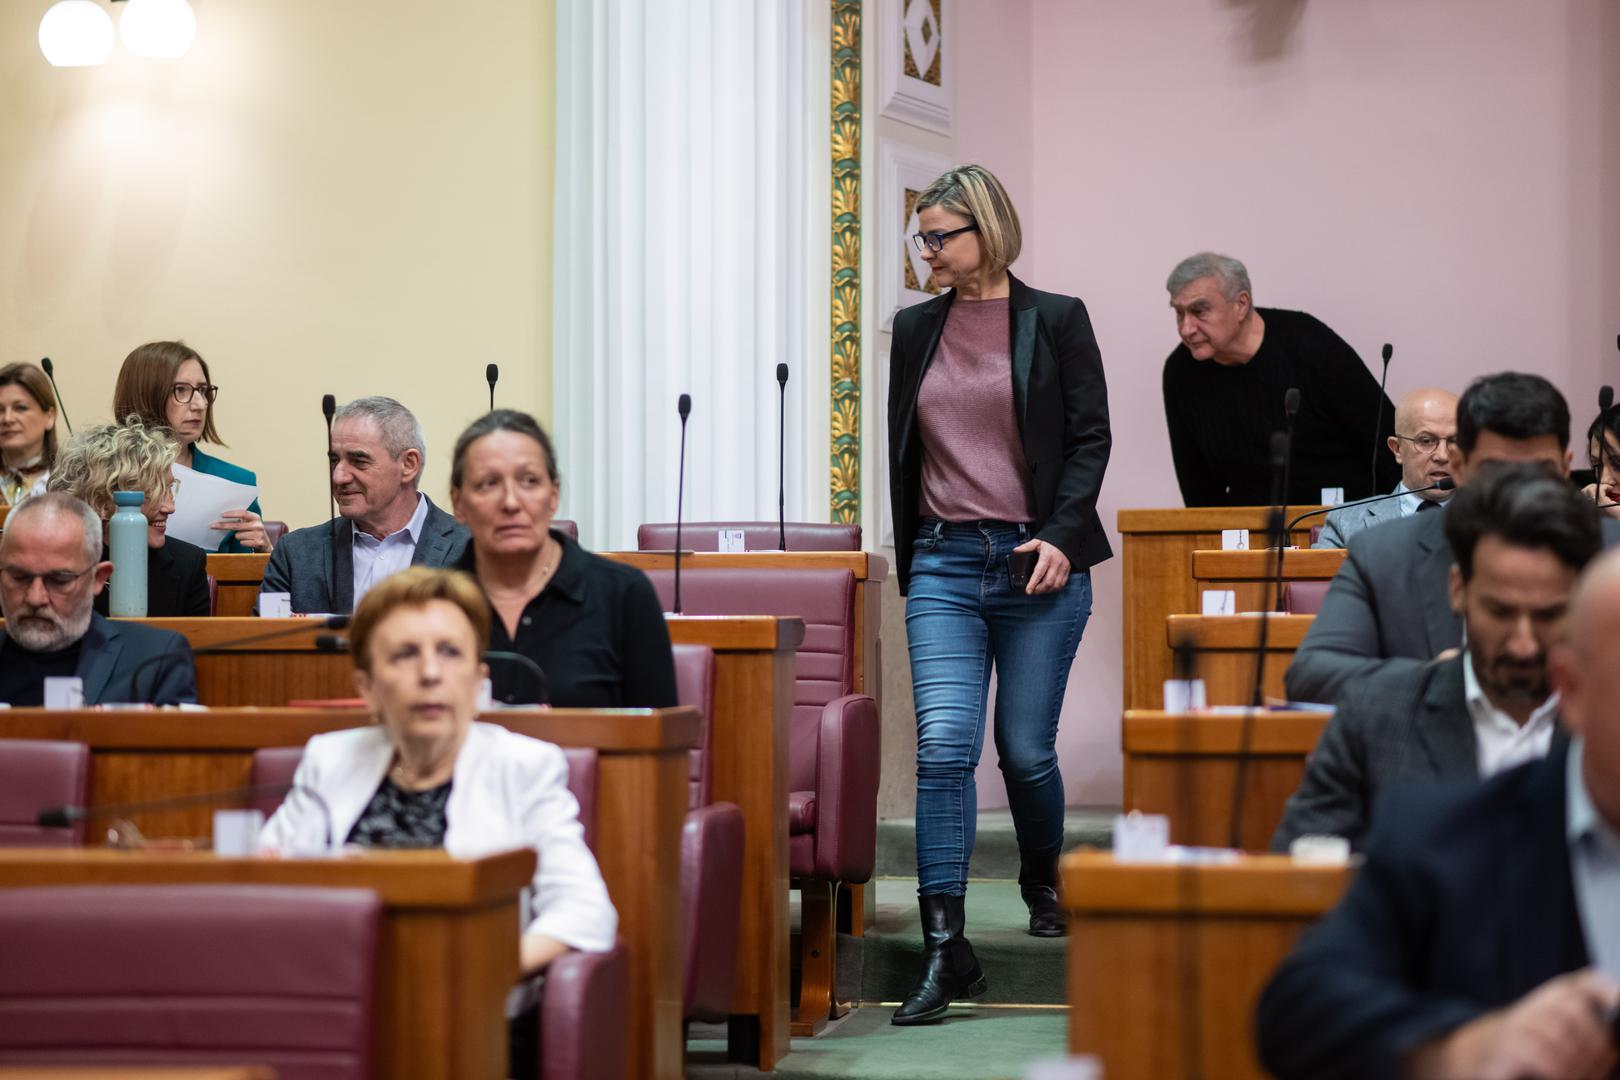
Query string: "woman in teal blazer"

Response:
xmin=113 ymin=341 xmax=271 ymax=553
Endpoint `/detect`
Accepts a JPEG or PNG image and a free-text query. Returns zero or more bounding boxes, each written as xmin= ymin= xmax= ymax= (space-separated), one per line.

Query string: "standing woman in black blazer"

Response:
xmin=886 ymin=165 xmax=1112 ymax=1025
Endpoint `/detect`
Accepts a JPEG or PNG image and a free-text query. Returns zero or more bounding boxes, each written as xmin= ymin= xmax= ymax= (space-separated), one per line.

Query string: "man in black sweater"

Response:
xmin=1162 ymin=252 xmax=1398 ymax=507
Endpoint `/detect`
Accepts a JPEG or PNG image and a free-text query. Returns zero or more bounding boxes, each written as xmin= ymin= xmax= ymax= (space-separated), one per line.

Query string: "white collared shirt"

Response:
xmin=350 ymin=492 xmax=429 ymax=606
xmin=1462 ymin=651 xmax=1559 ymax=777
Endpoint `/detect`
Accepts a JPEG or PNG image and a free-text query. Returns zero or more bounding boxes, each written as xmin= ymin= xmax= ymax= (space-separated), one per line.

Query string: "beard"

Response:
xmin=5 ymin=601 xmax=92 ymax=653
xmin=1479 ymin=654 xmax=1551 ymax=708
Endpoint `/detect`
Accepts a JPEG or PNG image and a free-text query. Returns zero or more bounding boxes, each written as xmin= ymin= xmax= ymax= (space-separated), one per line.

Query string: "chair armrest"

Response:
xmin=681 ymin=802 xmax=744 ymax=1021
xmin=539 ymin=940 xmax=629 ymax=1080
xmin=812 ymin=693 xmax=880 ymax=883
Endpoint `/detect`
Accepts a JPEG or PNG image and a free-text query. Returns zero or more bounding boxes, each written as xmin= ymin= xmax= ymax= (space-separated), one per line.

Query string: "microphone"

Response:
xmin=1370 ymin=343 xmax=1393 ymax=495
xmin=1270 ymin=393 xmax=1301 ymax=613
xmin=110 ymin=616 xmax=350 ymax=705
xmin=486 ymin=364 xmax=499 ymax=413
xmin=1601 ymin=385 xmax=1614 ymax=414
xmin=1285 ymin=476 xmax=1455 ymax=535
xmin=485 ymin=649 xmax=549 ymax=706
xmin=674 ymin=393 xmax=691 ymax=615
xmin=323 ymin=394 xmax=339 ymax=610
xmin=39 ymin=357 xmax=73 ymax=434
xmin=776 ymin=363 xmax=789 ymax=551
xmin=39 ymin=781 xmax=334 ymax=852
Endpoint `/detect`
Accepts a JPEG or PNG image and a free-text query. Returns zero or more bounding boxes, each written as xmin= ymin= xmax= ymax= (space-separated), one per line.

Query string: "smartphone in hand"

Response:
xmin=1006 ymin=550 xmax=1038 ymax=590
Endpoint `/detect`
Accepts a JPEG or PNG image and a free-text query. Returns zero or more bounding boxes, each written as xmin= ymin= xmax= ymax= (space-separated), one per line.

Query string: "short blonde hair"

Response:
xmin=47 ymin=419 xmax=179 ymax=521
xmin=349 ymin=567 xmax=492 ymax=675
xmin=914 ymin=164 xmax=1022 ymax=275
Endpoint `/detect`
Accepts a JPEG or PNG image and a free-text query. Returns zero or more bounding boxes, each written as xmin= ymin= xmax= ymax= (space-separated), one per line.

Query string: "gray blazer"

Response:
xmin=257 ymin=495 xmax=469 ymax=615
xmin=1312 ymin=485 xmax=1407 ymax=549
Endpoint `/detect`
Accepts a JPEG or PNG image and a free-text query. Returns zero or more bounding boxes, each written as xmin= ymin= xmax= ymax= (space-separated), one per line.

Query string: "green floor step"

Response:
xmin=875 ymin=807 xmax=1117 ymax=880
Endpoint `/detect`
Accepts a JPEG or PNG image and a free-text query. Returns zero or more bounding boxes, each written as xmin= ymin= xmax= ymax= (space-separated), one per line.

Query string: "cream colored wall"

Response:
xmin=0 ymin=0 xmax=555 ymax=530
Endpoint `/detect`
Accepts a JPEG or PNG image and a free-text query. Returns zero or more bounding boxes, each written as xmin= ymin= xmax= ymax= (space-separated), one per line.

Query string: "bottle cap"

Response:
xmin=113 ymin=490 xmax=145 ymax=507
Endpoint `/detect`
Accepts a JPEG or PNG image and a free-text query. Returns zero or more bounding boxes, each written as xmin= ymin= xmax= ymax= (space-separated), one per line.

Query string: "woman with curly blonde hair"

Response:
xmin=49 ymin=420 xmax=210 ymax=617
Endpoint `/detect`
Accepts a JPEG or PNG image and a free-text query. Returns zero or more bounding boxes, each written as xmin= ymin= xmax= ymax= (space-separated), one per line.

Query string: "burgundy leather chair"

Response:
xmin=553 ymin=519 xmax=580 ymax=542
xmin=637 ymin=520 xmax=861 ymax=552
xmin=1285 ymin=580 xmax=1332 ymax=615
xmin=263 ymin=520 xmax=290 ymax=547
xmin=0 ymin=739 xmax=89 ymax=847
xmin=0 ymin=884 xmax=380 ymax=1078
xmin=672 ymin=644 xmax=744 ymax=1022
xmin=249 ymin=743 xmax=626 ymax=1080
xmin=206 ymin=574 xmax=218 ymax=616
xmin=646 ymin=568 xmax=879 ymax=1033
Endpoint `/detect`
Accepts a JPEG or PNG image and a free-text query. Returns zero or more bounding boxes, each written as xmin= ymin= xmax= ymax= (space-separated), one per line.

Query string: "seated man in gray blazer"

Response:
xmin=1285 ymin=372 xmax=1620 ymax=706
xmin=1272 ymin=466 xmax=1601 ymax=850
xmin=259 ymin=397 xmax=468 ymax=614
xmin=0 ymin=493 xmax=196 ymax=706
xmin=1312 ymin=387 xmax=1457 ymax=549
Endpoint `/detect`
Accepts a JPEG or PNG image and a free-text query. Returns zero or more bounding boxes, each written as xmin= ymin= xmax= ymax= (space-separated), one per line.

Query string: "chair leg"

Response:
xmin=837 ymin=881 xmax=867 ymax=937
xmin=791 ymin=880 xmax=835 ymax=1036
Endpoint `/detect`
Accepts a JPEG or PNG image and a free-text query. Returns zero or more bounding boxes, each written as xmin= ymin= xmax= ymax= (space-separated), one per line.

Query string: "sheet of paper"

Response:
xmin=1201 ymin=589 xmax=1236 ymax=616
xmin=1220 ymin=528 xmax=1249 ymax=550
xmin=167 ymin=463 xmax=260 ymax=551
xmin=719 ymin=529 xmax=746 ymax=552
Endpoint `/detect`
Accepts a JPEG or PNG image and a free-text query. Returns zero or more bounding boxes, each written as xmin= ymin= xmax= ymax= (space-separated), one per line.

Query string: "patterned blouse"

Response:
xmin=344 ymin=776 xmax=452 ymax=848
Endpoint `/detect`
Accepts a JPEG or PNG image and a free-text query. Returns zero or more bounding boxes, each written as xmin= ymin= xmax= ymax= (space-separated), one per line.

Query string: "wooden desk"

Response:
xmin=1064 ymin=852 xmax=1352 ymax=1080
xmin=1122 ymin=710 xmax=1331 ymax=850
xmin=0 ymin=848 xmax=534 ymax=1080
xmin=0 ymin=1070 xmax=274 ymax=1079
xmin=665 ymin=615 xmax=801 ymax=1071
xmin=1165 ymin=613 xmax=1314 ymax=706
xmin=1119 ymin=509 xmax=1323 ymax=710
xmin=142 ymin=618 xmax=353 ymax=705
xmin=1189 ymin=548 xmax=1344 ymax=613
xmin=207 ymin=552 xmax=271 ymax=617
xmin=0 ymin=707 xmax=698 ymax=1080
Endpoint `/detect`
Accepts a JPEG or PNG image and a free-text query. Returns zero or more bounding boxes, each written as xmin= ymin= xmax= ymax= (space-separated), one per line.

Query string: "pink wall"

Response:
xmin=956 ymin=0 xmax=1620 ymax=808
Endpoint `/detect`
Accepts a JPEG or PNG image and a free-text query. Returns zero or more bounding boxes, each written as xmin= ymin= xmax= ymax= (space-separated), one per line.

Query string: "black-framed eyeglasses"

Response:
xmin=911 ymin=224 xmax=978 ymax=253
xmin=1395 ymin=433 xmax=1457 ymax=456
xmin=171 ymin=382 xmax=219 ymax=405
xmin=0 ymin=564 xmax=96 ymax=598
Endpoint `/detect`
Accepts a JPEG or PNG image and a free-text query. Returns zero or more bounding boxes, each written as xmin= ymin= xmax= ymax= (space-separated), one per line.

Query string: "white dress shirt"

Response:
xmin=1567 ymin=738 xmax=1620 ymax=982
xmin=1462 ymin=651 xmax=1559 ymax=777
xmin=350 ymin=492 xmax=429 ymax=607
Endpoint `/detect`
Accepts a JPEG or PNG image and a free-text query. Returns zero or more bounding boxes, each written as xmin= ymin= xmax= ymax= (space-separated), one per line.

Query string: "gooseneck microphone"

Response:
xmin=111 ymin=616 xmax=350 ymax=705
xmin=39 ymin=357 xmax=72 ymax=434
xmin=39 ymin=782 xmax=334 ymax=852
xmin=323 ymin=394 xmax=339 ymax=608
xmin=1371 ymin=343 xmax=1393 ymax=494
xmin=673 ymin=394 xmax=692 ymax=615
xmin=486 ymin=364 xmax=499 ymax=413
xmin=1285 ymin=477 xmax=1455 ymax=535
xmin=485 ymin=649 xmax=549 ymax=706
xmin=776 ymin=363 xmax=790 ymax=551
xmin=1269 ymin=389 xmax=1302 ymax=612
xmin=1601 ymin=384 xmax=1614 ymax=414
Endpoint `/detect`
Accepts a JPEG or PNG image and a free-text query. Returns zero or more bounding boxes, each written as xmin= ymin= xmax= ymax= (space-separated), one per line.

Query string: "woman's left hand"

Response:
xmin=212 ymin=508 xmax=272 ymax=551
xmin=1014 ymin=537 xmax=1070 ymax=595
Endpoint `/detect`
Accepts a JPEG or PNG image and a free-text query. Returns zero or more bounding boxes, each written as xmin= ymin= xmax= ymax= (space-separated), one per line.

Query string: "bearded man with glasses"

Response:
xmin=1315 ymin=387 xmax=1460 ymax=548
xmin=0 ymin=493 xmax=196 ymax=706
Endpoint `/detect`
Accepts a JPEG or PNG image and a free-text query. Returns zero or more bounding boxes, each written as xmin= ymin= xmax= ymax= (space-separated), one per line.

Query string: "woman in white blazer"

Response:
xmin=259 ymin=566 xmax=615 ymax=1078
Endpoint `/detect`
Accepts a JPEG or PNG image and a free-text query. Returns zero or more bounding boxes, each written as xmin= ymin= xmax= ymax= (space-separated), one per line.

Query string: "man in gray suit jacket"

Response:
xmin=1313 ymin=387 xmax=1457 ymax=549
xmin=1285 ymin=372 xmax=1615 ymax=706
xmin=259 ymin=397 xmax=468 ymax=615
xmin=1272 ymin=466 xmax=1601 ymax=850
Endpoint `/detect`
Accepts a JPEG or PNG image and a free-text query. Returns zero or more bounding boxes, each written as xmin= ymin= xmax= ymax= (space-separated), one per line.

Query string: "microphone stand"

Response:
xmin=41 ymin=782 xmax=334 ymax=853
xmin=674 ymin=394 xmax=691 ymax=614
xmin=40 ymin=357 xmax=73 ymax=434
xmin=322 ymin=394 xmax=338 ymax=611
xmin=777 ymin=363 xmax=789 ymax=551
xmin=1370 ymin=343 xmax=1393 ymax=495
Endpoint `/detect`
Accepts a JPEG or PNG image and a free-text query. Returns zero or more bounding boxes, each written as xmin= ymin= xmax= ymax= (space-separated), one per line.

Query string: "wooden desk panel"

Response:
xmin=206 ymin=553 xmax=272 ymax=617
xmin=1189 ymin=548 xmax=1344 ymax=613
xmin=0 ymin=849 xmax=533 ymax=1080
xmin=1064 ymin=852 xmax=1351 ymax=1080
xmin=1122 ymin=710 xmax=1330 ymax=850
xmin=1164 ymin=614 xmax=1313 ymax=706
xmin=1119 ymin=509 xmax=1322 ymax=711
xmin=0 ymin=707 xmax=698 ymax=1080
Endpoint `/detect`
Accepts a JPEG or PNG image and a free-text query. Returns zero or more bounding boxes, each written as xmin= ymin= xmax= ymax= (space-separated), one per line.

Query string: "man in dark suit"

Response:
xmin=1284 ymin=372 xmax=1619 ymax=706
xmin=0 ymin=493 xmax=196 ymax=706
xmin=259 ymin=397 xmax=467 ymax=614
xmin=1271 ymin=465 xmax=1602 ymax=851
xmin=1257 ymin=548 xmax=1620 ymax=1080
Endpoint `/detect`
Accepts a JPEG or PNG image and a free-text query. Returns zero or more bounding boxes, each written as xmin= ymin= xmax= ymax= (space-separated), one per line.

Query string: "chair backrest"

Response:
xmin=672 ymin=644 xmax=716 ymax=808
xmin=553 ymin=519 xmax=580 ymax=542
xmin=206 ymin=574 xmax=219 ymax=616
xmin=1308 ymin=524 xmax=1325 ymax=546
xmin=561 ymin=747 xmax=598 ymax=853
xmin=636 ymin=521 xmax=861 ymax=552
xmin=0 ymin=739 xmax=89 ymax=847
xmin=0 ymin=884 xmax=381 ymax=1079
xmin=1285 ymin=580 xmax=1332 ymax=615
xmin=263 ymin=520 xmax=290 ymax=547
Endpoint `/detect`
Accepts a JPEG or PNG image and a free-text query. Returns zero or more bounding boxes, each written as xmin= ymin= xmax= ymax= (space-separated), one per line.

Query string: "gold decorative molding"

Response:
xmin=829 ymin=0 xmax=862 ymax=524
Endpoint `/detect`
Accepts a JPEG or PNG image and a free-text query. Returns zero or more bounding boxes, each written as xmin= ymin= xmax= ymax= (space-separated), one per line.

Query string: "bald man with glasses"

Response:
xmin=1314 ymin=388 xmax=1459 ymax=549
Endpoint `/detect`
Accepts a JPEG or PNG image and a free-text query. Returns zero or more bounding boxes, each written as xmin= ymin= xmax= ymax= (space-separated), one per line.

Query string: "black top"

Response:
xmin=94 ymin=539 xmax=212 ymax=619
xmin=345 ymin=776 xmax=452 ymax=848
xmin=1162 ymin=308 xmax=1399 ymax=507
xmin=0 ymin=637 xmax=83 ymax=706
xmin=457 ymin=530 xmax=678 ymax=708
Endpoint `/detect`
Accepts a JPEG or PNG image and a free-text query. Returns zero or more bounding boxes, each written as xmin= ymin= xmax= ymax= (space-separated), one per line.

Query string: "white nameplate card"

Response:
xmin=1163 ymin=678 xmax=1208 ymax=712
xmin=1201 ymin=589 xmax=1236 ymax=616
xmin=213 ymin=809 xmax=264 ymax=856
xmin=43 ymin=677 xmax=84 ymax=711
xmin=259 ymin=592 xmax=292 ymax=618
xmin=1320 ymin=487 xmax=1345 ymax=506
xmin=1220 ymin=529 xmax=1249 ymax=550
xmin=718 ymin=529 xmax=746 ymax=553
xmin=1113 ymin=811 xmax=1171 ymax=862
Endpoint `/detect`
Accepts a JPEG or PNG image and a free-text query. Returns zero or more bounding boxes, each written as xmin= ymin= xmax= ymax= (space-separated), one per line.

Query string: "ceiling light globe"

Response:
xmin=38 ymin=0 xmax=115 ymax=67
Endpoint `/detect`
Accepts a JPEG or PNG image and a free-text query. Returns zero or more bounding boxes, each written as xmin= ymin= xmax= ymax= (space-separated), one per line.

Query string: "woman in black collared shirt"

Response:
xmin=448 ymin=409 xmax=676 ymax=708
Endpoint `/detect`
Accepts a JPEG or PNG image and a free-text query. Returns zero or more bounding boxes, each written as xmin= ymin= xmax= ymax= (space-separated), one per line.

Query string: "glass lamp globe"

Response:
xmin=38 ymin=0 xmax=116 ymax=67
xmin=119 ymin=0 xmax=197 ymax=59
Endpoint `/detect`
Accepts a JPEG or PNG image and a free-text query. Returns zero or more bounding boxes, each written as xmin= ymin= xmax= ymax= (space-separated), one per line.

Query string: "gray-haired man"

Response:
xmin=259 ymin=396 xmax=468 ymax=614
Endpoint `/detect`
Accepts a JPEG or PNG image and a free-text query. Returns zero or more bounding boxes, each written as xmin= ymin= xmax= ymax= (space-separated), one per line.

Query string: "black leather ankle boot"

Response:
xmin=1019 ymin=850 xmax=1065 ymax=938
xmin=891 ymin=893 xmax=987 ymax=1025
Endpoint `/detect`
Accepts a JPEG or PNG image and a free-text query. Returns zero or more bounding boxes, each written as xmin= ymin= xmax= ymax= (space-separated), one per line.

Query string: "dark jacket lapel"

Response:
xmin=1413 ymin=510 xmax=1462 ymax=656
xmin=74 ymin=614 xmax=122 ymax=704
xmin=330 ymin=521 xmax=354 ymax=613
xmin=1494 ymin=744 xmax=1589 ymax=991
xmin=895 ymin=291 xmax=955 ymax=463
xmin=1008 ymin=273 xmax=1038 ymax=431
xmin=1414 ymin=656 xmax=1478 ymax=775
xmin=411 ymin=497 xmax=458 ymax=568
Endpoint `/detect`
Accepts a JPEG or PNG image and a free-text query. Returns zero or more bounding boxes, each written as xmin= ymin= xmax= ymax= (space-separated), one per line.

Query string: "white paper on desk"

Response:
xmin=167 ymin=463 xmax=259 ymax=551
xmin=1201 ymin=589 xmax=1236 ymax=616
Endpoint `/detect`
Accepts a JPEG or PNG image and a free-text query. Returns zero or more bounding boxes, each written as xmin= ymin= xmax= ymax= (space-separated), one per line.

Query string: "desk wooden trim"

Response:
xmin=1190 ymin=548 xmax=1345 ymax=580
xmin=665 ymin=613 xmax=806 ymax=652
xmin=1122 ymin=709 xmax=1330 ymax=755
xmin=1166 ymin=613 xmax=1313 ymax=649
xmin=604 ymin=550 xmax=887 ymax=581
xmin=206 ymin=553 xmax=272 ymax=581
xmin=1063 ymin=851 xmax=1352 ymax=915
xmin=1118 ymin=507 xmax=1329 ymax=535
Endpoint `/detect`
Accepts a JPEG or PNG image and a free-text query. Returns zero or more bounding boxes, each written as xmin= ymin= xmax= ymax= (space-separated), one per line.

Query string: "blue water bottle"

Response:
xmin=108 ymin=491 xmax=148 ymax=618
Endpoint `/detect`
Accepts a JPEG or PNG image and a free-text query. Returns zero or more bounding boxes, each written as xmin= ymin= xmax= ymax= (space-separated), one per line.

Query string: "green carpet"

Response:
xmin=874 ymin=808 xmax=1116 ymax=880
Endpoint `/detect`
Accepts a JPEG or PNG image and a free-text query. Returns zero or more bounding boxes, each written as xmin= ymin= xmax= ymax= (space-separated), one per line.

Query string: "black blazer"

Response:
xmin=94 ymin=538 xmax=211 ymax=619
xmin=1257 ymin=743 xmax=1589 ymax=1080
xmin=887 ymin=272 xmax=1112 ymax=594
xmin=0 ymin=613 xmax=197 ymax=705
